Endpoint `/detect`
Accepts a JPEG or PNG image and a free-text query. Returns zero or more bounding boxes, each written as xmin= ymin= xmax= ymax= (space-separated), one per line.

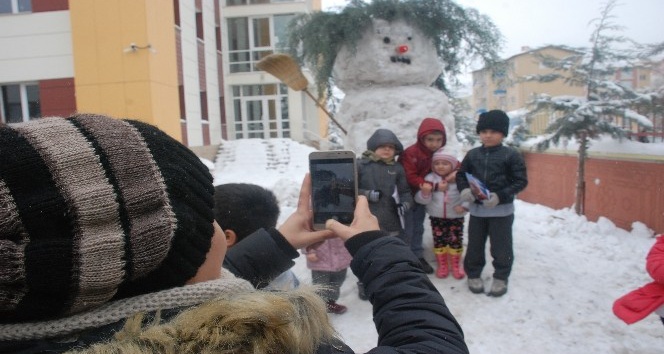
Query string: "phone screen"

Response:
xmin=310 ymin=157 xmax=356 ymax=227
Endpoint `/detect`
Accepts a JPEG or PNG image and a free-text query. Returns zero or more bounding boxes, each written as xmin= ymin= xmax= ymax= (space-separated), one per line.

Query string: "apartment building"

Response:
xmin=472 ymin=46 xmax=586 ymax=134
xmin=0 ymin=0 xmax=324 ymax=147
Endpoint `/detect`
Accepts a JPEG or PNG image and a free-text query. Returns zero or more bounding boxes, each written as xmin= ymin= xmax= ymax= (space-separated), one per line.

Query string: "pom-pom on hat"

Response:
xmin=476 ymin=109 xmax=510 ymax=137
xmin=0 ymin=114 xmax=215 ymax=323
xmin=366 ymin=128 xmax=404 ymax=154
xmin=432 ymin=149 xmax=459 ymax=169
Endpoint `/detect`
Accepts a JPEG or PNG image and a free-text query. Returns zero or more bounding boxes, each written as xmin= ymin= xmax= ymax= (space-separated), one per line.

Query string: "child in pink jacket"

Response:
xmin=613 ymin=234 xmax=664 ymax=327
xmin=304 ymin=237 xmax=352 ymax=314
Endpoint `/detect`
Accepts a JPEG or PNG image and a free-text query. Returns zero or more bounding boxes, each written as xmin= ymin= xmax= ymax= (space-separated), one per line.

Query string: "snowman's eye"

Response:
xmin=383 ymin=37 xmax=391 ymax=44
xmin=407 ymin=36 xmax=412 ymax=41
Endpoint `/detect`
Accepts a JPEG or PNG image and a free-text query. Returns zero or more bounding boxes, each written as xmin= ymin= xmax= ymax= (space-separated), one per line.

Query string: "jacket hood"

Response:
xmin=417 ymin=118 xmax=446 ymax=148
xmin=367 ymin=129 xmax=404 ymax=154
xmin=66 ymin=287 xmax=339 ymax=353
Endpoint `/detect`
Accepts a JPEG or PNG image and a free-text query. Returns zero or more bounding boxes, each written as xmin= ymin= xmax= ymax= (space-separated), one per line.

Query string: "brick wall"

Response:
xmin=518 ymin=152 xmax=664 ymax=234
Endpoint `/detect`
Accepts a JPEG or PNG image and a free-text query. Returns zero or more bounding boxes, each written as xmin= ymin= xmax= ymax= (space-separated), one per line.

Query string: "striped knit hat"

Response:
xmin=0 ymin=114 xmax=214 ymax=323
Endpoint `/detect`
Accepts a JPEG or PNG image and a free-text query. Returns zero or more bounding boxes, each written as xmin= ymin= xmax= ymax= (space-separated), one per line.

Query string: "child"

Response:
xmin=457 ymin=109 xmax=528 ymax=297
xmin=415 ymin=149 xmax=468 ymax=279
xmin=399 ymin=117 xmax=447 ymax=274
xmin=214 ymin=183 xmax=299 ymax=290
xmin=304 ymin=238 xmax=352 ymax=314
xmin=357 ymin=128 xmax=413 ymax=299
xmin=358 ymin=129 xmax=412 ymax=237
xmin=613 ymin=234 xmax=664 ymax=328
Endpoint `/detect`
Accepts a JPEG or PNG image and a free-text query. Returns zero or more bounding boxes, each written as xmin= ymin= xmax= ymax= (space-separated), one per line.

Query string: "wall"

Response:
xmin=518 ymin=152 xmax=664 ymax=234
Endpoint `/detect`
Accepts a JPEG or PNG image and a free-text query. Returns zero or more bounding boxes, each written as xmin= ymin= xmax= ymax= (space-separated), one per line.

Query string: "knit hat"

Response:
xmin=0 ymin=114 xmax=215 ymax=323
xmin=432 ymin=149 xmax=459 ymax=169
xmin=476 ymin=110 xmax=510 ymax=136
xmin=366 ymin=129 xmax=404 ymax=154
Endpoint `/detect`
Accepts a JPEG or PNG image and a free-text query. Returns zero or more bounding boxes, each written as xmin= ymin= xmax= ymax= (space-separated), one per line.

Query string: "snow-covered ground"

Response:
xmin=211 ymin=137 xmax=661 ymax=354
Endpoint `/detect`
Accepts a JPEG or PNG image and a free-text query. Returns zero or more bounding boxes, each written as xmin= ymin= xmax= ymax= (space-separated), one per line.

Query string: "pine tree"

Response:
xmin=449 ymin=97 xmax=479 ymax=147
xmin=524 ymin=0 xmax=659 ymax=215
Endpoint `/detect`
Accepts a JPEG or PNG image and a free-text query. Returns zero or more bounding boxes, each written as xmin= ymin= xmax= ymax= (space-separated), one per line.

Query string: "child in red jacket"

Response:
xmin=613 ymin=235 xmax=664 ymax=327
xmin=398 ymin=117 xmax=447 ymax=274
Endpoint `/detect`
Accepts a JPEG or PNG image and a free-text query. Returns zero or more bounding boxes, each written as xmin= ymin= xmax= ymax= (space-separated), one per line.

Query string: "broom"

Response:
xmin=256 ymin=53 xmax=347 ymax=135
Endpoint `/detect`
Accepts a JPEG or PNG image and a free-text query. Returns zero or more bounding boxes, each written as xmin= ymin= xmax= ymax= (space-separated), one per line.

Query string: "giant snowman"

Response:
xmin=333 ymin=19 xmax=459 ymax=154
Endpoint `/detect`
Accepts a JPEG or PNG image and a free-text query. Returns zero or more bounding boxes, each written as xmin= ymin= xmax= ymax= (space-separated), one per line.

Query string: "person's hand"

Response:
xmin=367 ymin=190 xmax=382 ymax=202
xmin=306 ymin=252 xmax=319 ymax=262
xmin=482 ymin=193 xmax=500 ymax=208
xmin=446 ymin=170 xmax=458 ymax=183
xmin=420 ymin=183 xmax=433 ymax=193
xmin=278 ymin=174 xmax=335 ymax=249
xmin=460 ymin=188 xmax=475 ymax=203
xmin=453 ymin=205 xmax=467 ymax=214
xmin=397 ymin=202 xmax=411 ymax=216
xmin=436 ymin=180 xmax=449 ymax=192
xmin=326 ymin=196 xmax=379 ymax=241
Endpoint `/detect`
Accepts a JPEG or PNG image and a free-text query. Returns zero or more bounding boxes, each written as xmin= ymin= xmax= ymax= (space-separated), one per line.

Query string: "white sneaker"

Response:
xmin=467 ymin=278 xmax=484 ymax=294
xmin=488 ymin=278 xmax=508 ymax=297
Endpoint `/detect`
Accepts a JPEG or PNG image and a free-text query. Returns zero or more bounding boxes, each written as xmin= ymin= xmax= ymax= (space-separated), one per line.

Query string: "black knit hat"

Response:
xmin=476 ymin=110 xmax=510 ymax=137
xmin=366 ymin=128 xmax=404 ymax=154
xmin=0 ymin=114 xmax=214 ymax=323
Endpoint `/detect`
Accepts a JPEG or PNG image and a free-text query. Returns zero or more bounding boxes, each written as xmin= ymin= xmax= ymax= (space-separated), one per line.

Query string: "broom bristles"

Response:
xmin=256 ymin=53 xmax=309 ymax=91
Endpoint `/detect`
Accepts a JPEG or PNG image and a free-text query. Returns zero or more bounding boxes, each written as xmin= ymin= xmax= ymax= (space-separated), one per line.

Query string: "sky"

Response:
xmin=322 ymin=0 xmax=664 ymax=59
xmin=209 ymin=136 xmax=663 ymax=354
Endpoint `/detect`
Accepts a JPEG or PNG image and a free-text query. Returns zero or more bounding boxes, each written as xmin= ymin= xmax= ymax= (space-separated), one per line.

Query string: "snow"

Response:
xmin=212 ymin=137 xmax=662 ymax=354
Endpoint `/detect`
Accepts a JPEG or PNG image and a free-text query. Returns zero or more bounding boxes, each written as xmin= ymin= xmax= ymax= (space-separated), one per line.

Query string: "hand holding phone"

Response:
xmin=309 ymin=150 xmax=358 ymax=230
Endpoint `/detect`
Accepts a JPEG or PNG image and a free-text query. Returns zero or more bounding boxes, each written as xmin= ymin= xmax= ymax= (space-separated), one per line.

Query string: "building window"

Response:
xmin=227 ymin=14 xmax=295 ymax=73
xmin=0 ymin=0 xmax=31 ymax=14
xmin=1 ymin=83 xmax=40 ymax=124
xmin=231 ymin=83 xmax=289 ymax=139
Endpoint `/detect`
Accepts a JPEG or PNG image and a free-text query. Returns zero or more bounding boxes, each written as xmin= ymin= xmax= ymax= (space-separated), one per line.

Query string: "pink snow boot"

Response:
xmin=450 ymin=253 xmax=466 ymax=279
xmin=435 ymin=251 xmax=449 ymax=279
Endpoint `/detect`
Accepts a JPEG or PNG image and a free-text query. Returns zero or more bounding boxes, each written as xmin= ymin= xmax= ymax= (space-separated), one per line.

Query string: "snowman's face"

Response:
xmin=333 ymin=19 xmax=442 ymax=91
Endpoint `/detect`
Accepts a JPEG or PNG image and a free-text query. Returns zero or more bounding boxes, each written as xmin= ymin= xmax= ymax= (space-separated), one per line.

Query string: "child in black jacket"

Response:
xmin=457 ymin=110 xmax=528 ymax=297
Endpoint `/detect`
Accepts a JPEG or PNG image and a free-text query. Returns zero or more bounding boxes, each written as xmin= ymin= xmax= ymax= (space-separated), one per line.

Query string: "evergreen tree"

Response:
xmin=449 ymin=97 xmax=479 ymax=147
xmin=524 ymin=0 xmax=659 ymax=215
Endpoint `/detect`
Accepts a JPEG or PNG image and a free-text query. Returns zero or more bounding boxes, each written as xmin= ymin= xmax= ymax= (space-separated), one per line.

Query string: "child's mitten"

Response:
xmin=482 ymin=193 xmax=500 ymax=208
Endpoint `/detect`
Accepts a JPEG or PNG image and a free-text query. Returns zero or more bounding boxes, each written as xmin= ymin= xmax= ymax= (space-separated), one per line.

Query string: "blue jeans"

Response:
xmin=402 ymin=203 xmax=426 ymax=258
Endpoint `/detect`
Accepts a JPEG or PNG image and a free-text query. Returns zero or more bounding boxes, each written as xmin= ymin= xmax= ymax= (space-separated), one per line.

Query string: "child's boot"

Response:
xmin=434 ymin=247 xmax=449 ymax=278
xmin=449 ymin=247 xmax=466 ymax=279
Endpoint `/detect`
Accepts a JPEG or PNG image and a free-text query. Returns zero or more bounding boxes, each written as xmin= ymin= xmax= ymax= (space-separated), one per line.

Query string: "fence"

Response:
xmin=518 ymin=151 xmax=664 ymax=234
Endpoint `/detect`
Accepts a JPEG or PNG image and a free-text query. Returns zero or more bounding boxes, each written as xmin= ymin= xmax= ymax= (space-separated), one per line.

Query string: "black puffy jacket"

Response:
xmin=456 ymin=144 xmax=528 ymax=205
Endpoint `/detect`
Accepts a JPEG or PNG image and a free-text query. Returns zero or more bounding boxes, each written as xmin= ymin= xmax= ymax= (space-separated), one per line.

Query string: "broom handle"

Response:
xmin=303 ymin=89 xmax=347 ymax=135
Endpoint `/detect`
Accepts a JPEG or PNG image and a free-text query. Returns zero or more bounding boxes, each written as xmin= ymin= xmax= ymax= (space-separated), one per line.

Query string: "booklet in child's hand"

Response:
xmin=465 ymin=173 xmax=490 ymax=200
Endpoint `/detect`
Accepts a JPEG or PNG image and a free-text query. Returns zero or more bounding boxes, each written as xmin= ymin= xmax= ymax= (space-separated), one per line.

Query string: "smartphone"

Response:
xmin=309 ymin=150 xmax=358 ymax=230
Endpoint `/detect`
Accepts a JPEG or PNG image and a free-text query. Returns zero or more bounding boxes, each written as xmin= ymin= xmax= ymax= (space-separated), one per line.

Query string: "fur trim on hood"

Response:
xmin=69 ymin=287 xmax=338 ymax=354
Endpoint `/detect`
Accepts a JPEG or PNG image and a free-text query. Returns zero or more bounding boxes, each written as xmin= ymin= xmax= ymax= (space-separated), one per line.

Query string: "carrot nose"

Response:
xmin=396 ymin=45 xmax=408 ymax=54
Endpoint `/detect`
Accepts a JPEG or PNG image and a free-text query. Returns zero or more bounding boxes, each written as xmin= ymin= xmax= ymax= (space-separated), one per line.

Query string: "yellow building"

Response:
xmin=472 ymin=46 xmax=586 ymax=134
xmin=0 ymin=0 xmax=324 ymax=148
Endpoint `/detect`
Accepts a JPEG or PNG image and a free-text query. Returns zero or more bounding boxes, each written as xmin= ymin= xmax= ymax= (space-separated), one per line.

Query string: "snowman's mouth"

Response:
xmin=390 ymin=56 xmax=411 ymax=64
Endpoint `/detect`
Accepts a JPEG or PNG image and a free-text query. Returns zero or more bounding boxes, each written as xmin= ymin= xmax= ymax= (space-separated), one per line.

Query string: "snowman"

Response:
xmin=333 ymin=18 xmax=459 ymax=154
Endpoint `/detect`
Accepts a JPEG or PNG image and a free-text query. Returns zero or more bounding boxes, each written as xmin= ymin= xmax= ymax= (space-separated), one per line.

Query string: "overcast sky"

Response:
xmin=322 ymin=0 xmax=663 ymax=58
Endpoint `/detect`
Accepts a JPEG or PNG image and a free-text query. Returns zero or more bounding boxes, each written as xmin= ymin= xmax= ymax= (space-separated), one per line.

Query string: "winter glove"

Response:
xmin=460 ymin=188 xmax=475 ymax=203
xmin=482 ymin=193 xmax=500 ymax=208
xmin=397 ymin=202 xmax=411 ymax=216
xmin=367 ymin=190 xmax=382 ymax=202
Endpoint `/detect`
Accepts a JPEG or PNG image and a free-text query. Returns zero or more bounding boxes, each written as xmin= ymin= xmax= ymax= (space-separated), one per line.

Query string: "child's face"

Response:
xmin=433 ymin=160 xmax=454 ymax=176
xmin=422 ymin=132 xmax=444 ymax=152
xmin=479 ymin=129 xmax=505 ymax=147
xmin=375 ymin=144 xmax=396 ymax=159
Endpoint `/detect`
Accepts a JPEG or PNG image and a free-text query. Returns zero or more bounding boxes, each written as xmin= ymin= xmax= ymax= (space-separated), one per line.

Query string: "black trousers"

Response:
xmin=464 ymin=214 xmax=515 ymax=281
